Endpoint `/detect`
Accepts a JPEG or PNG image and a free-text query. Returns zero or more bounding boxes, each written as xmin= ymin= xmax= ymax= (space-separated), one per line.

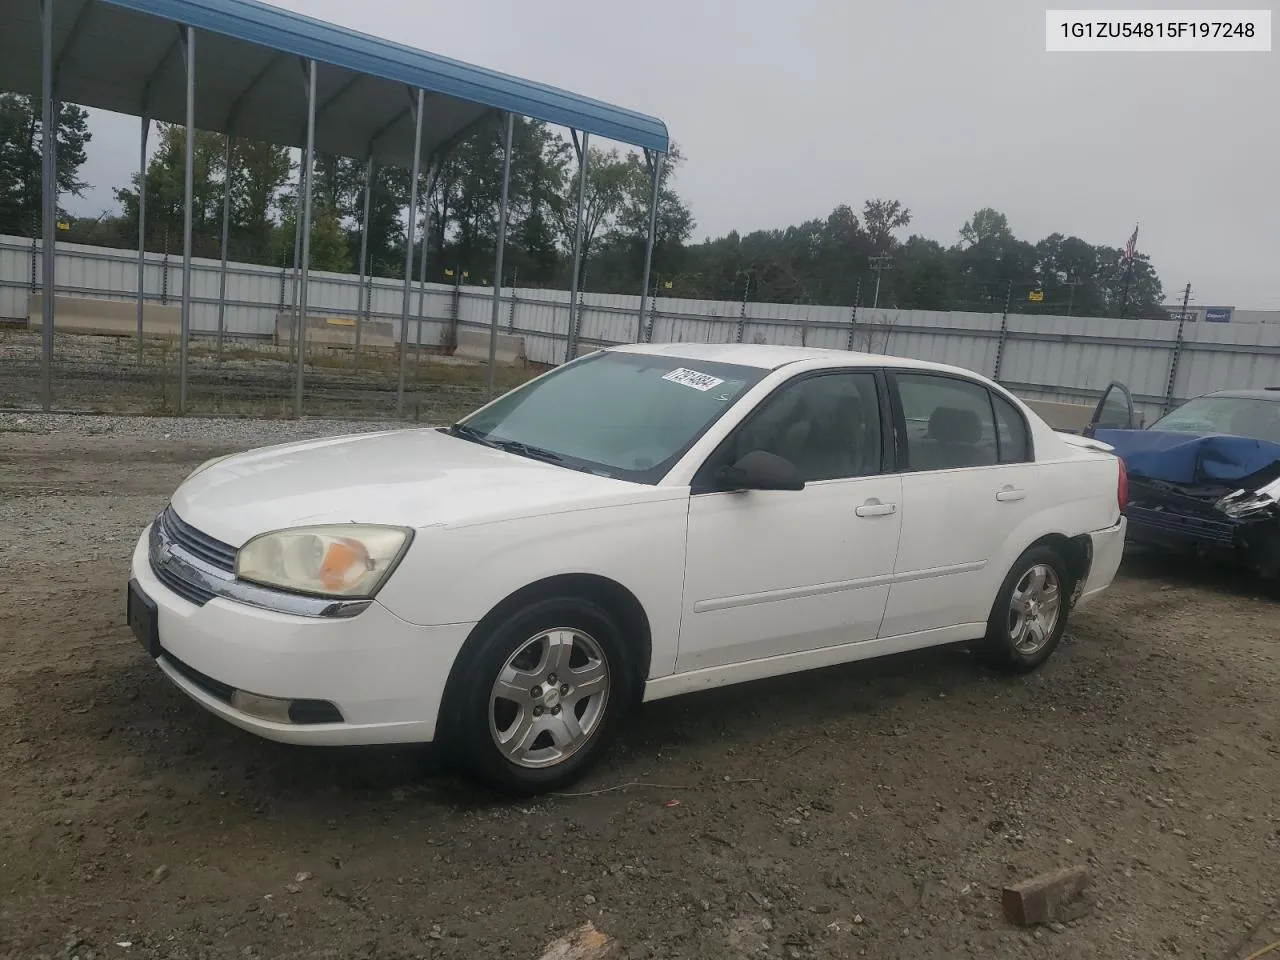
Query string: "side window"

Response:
xmin=991 ymin=392 xmax=1031 ymax=463
xmin=1094 ymin=388 xmax=1132 ymax=429
xmin=895 ymin=373 xmax=998 ymax=471
xmin=710 ymin=372 xmax=884 ymax=483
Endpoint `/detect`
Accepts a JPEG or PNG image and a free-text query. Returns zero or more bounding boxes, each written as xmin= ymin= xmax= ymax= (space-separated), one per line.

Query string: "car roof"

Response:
xmin=606 ymin=341 xmax=984 ymax=378
xmin=1203 ymin=388 xmax=1280 ymax=401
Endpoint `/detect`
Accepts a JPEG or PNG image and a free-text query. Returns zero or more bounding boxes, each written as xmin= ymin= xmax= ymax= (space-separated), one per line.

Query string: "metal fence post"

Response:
xmin=506 ymin=284 xmax=518 ymax=334
xmin=216 ymin=134 xmax=233 ymax=363
xmin=992 ymin=279 xmax=1013 ymax=382
xmin=1162 ymin=283 xmax=1192 ymax=414
xmin=734 ymin=280 xmax=748 ymax=343
xmin=643 ymin=290 xmax=658 ymax=344
xmin=846 ymin=283 xmax=860 ymax=351
xmin=449 ymin=269 xmax=461 ymax=348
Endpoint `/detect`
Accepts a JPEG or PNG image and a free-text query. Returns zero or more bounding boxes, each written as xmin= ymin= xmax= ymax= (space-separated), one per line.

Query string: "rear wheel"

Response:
xmin=979 ymin=544 xmax=1072 ymax=673
xmin=446 ymin=596 xmax=636 ymax=796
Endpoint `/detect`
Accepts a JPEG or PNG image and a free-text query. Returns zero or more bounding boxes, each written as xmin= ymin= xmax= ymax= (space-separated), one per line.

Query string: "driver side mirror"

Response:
xmin=716 ymin=450 xmax=805 ymax=492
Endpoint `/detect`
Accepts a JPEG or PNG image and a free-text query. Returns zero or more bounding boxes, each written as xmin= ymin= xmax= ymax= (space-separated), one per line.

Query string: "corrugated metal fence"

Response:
xmin=4 ymin=234 xmax=1280 ymax=421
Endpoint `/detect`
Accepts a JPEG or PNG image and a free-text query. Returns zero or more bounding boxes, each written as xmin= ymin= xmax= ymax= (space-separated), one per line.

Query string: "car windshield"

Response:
xmin=454 ymin=351 xmax=767 ymax=483
xmin=1149 ymin=396 xmax=1280 ymax=443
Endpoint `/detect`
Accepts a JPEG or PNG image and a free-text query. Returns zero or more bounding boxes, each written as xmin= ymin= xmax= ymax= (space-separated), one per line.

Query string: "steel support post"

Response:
xmin=216 ymin=134 xmax=232 ymax=362
xmin=486 ymin=112 xmax=515 ymax=397
xmin=353 ymin=156 xmax=373 ymax=372
xmin=178 ymin=25 xmax=195 ymax=416
xmin=39 ymin=0 xmax=55 ymax=411
xmin=397 ymin=88 xmax=425 ymax=417
xmin=636 ymin=150 xmax=662 ymax=343
xmin=419 ymin=165 xmax=440 ymax=363
xmin=293 ymin=59 xmax=317 ymax=418
xmin=288 ymin=165 xmax=303 ymax=363
xmin=135 ymin=116 xmax=149 ymax=363
xmin=563 ymin=131 xmax=590 ymax=362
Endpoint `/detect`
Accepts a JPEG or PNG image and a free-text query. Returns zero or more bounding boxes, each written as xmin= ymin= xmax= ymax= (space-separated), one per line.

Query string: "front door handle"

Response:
xmin=996 ymin=487 xmax=1027 ymax=502
xmin=855 ymin=498 xmax=898 ymax=518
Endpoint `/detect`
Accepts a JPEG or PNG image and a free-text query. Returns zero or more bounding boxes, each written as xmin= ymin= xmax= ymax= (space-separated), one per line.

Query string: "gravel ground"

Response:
xmin=0 ymin=329 xmax=539 ymax=422
xmin=3 ymin=417 xmax=1280 ymax=960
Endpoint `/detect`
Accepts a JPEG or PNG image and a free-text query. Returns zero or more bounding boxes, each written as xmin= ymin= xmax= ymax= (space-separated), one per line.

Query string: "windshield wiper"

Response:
xmin=447 ymin=423 xmax=568 ymax=467
xmin=491 ymin=439 xmax=565 ymax=464
xmin=446 ymin=422 xmax=500 ymax=448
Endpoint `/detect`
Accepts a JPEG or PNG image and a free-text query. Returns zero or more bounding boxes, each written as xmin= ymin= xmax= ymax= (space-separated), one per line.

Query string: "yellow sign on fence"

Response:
xmin=1028 ymin=289 xmax=1044 ymax=302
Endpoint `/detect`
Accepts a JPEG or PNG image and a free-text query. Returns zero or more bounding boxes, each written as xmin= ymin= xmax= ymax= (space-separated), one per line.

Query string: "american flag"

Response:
xmin=1122 ymin=223 xmax=1139 ymax=264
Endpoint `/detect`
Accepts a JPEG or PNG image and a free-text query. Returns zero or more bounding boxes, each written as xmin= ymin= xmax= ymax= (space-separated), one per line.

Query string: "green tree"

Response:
xmin=862 ymin=198 xmax=912 ymax=252
xmin=234 ymin=139 xmax=293 ymax=263
xmin=553 ymin=145 xmax=633 ymax=290
xmin=114 ymin=123 xmax=225 ymax=258
xmin=0 ymin=93 xmax=92 ymax=235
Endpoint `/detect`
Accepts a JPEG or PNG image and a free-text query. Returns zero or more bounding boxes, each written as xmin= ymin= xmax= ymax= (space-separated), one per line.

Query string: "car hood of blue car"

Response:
xmin=1092 ymin=428 xmax=1280 ymax=486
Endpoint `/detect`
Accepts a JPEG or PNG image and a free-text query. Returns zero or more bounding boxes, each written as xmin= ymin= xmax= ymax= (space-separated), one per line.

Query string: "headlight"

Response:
xmin=185 ymin=453 xmax=233 ymax=483
xmin=235 ymin=525 xmax=413 ymax=598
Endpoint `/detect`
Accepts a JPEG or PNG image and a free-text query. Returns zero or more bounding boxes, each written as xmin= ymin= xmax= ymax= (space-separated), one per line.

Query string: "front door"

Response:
xmin=1084 ymin=381 xmax=1138 ymax=437
xmin=677 ymin=370 xmax=903 ymax=673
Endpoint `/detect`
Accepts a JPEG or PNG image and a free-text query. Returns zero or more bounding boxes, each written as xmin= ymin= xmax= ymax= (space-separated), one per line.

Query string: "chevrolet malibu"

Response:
xmin=128 ymin=343 xmax=1127 ymax=794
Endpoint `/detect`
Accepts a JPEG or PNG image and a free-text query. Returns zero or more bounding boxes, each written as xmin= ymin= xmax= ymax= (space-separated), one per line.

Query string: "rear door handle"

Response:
xmin=855 ymin=499 xmax=898 ymax=518
xmin=996 ymin=487 xmax=1027 ymax=502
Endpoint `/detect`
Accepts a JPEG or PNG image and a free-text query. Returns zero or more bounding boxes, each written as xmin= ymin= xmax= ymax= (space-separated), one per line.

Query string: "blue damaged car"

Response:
xmin=1082 ymin=383 xmax=1280 ymax=580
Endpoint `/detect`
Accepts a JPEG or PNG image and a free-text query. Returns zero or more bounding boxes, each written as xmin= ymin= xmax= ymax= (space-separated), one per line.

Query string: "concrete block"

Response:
xmin=1023 ymin=398 xmax=1096 ymax=434
xmin=274 ymin=312 xmax=396 ymax=350
xmin=1001 ymin=865 xmax=1090 ymax=926
xmin=454 ymin=327 xmax=527 ymax=366
xmin=27 ymin=293 xmax=181 ymax=338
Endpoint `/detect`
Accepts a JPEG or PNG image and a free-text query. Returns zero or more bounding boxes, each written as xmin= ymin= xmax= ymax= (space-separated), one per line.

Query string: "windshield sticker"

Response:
xmin=662 ymin=367 xmax=725 ymax=392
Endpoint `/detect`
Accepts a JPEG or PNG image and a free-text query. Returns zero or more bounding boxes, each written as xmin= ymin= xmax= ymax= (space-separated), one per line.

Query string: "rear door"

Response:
xmin=878 ymin=371 xmax=1043 ymax=638
xmin=1084 ymin=382 xmax=1138 ymax=437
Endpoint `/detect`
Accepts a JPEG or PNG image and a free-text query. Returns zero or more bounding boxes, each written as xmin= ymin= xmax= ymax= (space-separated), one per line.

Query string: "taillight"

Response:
xmin=1116 ymin=457 xmax=1128 ymax=514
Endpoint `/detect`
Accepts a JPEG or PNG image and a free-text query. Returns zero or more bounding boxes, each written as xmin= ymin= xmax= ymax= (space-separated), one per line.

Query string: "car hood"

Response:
xmin=169 ymin=428 xmax=652 ymax=547
xmin=1092 ymin=428 xmax=1280 ymax=486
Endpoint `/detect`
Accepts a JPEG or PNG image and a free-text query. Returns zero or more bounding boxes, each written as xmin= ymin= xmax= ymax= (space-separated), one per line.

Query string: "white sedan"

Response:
xmin=127 ymin=343 xmax=1126 ymax=794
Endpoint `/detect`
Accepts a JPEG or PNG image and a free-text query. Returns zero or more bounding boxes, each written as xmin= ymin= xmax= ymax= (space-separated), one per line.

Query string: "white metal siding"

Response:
xmin=5 ymin=234 xmax=1280 ymax=419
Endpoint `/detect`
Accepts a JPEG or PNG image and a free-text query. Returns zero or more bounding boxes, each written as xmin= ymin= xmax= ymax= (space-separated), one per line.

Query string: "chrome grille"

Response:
xmin=148 ymin=506 xmax=236 ymax=607
xmin=159 ymin=506 xmax=236 ymax=572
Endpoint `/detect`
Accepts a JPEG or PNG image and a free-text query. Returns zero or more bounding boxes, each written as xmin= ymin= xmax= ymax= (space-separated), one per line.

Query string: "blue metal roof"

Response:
xmin=0 ymin=0 xmax=669 ymax=165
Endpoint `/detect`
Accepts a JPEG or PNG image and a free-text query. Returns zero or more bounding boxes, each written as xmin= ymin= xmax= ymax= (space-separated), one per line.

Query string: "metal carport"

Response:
xmin=0 ymin=0 xmax=671 ymax=413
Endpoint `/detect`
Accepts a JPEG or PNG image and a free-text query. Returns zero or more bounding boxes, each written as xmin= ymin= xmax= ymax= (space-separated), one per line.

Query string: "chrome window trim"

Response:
xmin=148 ymin=513 xmax=371 ymax=620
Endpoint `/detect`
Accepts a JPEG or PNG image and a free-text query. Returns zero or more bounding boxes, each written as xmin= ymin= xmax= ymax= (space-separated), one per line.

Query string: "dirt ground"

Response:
xmin=2 ymin=423 xmax=1280 ymax=960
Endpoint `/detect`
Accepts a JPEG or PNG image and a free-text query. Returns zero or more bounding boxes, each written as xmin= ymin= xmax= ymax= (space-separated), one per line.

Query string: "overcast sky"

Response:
xmin=68 ymin=0 xmax=1278 ymax=309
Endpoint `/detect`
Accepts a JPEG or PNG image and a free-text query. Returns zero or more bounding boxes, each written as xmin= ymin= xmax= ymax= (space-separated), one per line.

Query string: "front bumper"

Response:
xmin=129 ymin=527 xmax=475 ymax=746
xmin=1076 ymin=517 xmax=1127 ymax=608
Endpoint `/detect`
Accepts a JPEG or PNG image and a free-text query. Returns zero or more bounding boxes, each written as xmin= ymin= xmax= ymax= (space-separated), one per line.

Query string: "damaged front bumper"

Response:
xmin=1125 ymin=476 xmax=1280 ymax=578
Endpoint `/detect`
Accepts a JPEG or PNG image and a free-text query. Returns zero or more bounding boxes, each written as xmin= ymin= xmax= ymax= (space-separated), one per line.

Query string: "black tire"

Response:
xmin=978 ymin=544 xmax=1073 ymax=674
xmin=443 ymin=595 xmax=637 ymax=796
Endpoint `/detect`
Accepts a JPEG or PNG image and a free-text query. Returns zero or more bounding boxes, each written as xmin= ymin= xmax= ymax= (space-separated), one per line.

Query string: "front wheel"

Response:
xmin=979 ymin=545 xmax=1072 ymax=673
xmin=446 ymin=596 xmax=636 ymax=796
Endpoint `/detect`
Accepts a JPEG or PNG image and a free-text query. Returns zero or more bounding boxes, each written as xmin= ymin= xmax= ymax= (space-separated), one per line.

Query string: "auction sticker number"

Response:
xmin=662 ymin=367 xmax=725 ymax=392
